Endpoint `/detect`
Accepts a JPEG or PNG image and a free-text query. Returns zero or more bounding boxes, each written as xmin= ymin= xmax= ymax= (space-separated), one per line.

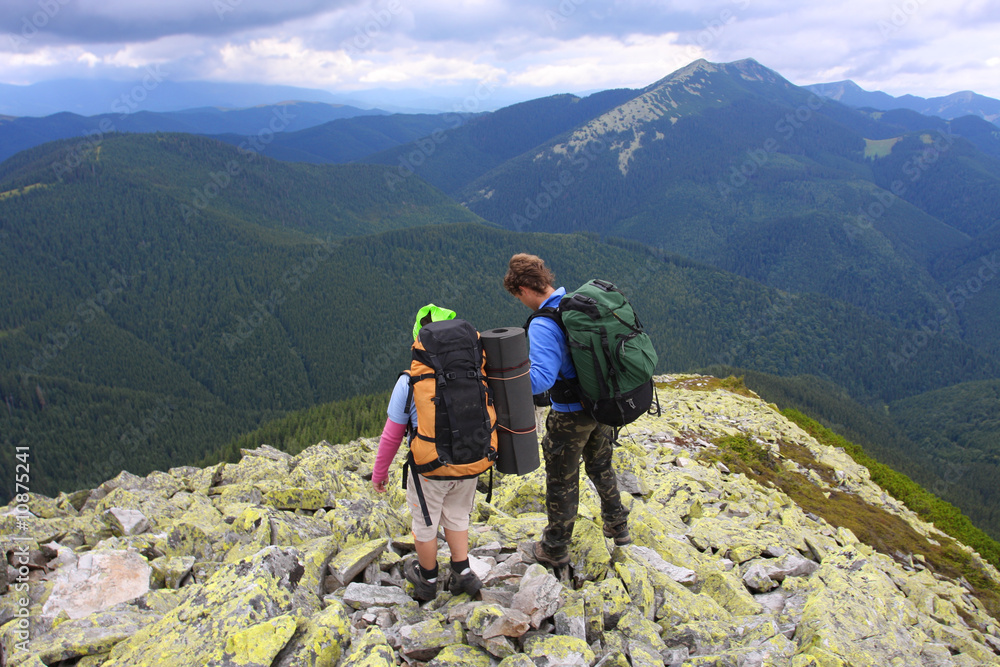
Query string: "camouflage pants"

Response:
xmin=540 ymin=409 xmax=628 ymax=558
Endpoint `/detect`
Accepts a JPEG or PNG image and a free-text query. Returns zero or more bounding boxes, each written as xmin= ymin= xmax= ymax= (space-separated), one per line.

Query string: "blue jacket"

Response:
xmin=526 ymin=288 xmax=583 ymax=413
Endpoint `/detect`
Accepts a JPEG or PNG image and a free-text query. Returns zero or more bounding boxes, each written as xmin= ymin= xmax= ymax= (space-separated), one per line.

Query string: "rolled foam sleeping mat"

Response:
xmin=481 ymin=327 xmax=540 ymax=475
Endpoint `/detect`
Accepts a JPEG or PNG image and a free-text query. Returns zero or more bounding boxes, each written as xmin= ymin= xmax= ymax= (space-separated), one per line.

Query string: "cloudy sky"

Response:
xmin=3 ymin=0 xmax=999 ymax=106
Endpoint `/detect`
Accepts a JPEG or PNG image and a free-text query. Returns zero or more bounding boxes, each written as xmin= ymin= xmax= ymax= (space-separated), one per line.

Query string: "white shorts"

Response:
xmin=406 ymin=470 xmax=478 ymax=542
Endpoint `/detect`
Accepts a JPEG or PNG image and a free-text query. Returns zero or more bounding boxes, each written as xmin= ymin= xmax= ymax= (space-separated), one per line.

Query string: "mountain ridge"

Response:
xmin=807 ymin=79 xmax=1000 ymax=126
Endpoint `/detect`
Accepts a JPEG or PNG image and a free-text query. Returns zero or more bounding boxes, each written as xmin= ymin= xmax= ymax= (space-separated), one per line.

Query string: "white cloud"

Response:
xmin=505 ymin=33 xmax=698 ymax=90
xmin=1 ymin=0 xmax=1000 ymax=101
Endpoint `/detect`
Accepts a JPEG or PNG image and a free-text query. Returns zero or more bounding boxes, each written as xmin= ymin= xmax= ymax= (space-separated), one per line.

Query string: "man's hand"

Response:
xmin=372 ymin=479 xmax=387 ymax=494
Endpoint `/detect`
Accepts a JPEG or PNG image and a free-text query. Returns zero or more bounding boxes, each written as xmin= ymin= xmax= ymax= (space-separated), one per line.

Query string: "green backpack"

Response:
xmin=528 ymin=279 xmax=659 ymax=426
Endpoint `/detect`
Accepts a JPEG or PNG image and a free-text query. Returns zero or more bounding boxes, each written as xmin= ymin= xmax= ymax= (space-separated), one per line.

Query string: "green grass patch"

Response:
xmin=864 ymin=137 xmax=902 ymax=158
xmin=663 ymin=374 xmax=758 ymax=399
xmin=702 ymin=430 xmax=1000 ymax=621
xmin=746 ymin=410 xmax=1000 ymax=621
xmin=0 ymin=183 xmax=47 ymax=200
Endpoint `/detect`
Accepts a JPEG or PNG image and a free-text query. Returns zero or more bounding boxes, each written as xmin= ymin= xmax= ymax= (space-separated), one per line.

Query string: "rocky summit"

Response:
xmin=2 ymin=375 xmax=1000 ymax=667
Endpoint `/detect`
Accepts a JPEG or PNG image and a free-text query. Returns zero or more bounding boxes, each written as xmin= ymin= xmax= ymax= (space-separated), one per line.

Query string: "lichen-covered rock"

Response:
xmin=553 ymin=593 xmax=586 ymax=641
xmin=156 ymin=497 xmax=239 ymax=561
xmin=581 ymin=577 xmax=631 ymax=635
xmin=328 ymin=538 xmax=387 ymax=588
xmin=568 ymin=519 xmax=611 ymax=585
xmin=103 ymin=508 xmax=149 ymax=536
xmin=262 ymin=487 xmax=327 ymax=511
xmin=101 ymin=546 xmax=303 ymax=665
xmin=220 ymin=612 xmax=298 ymax=666
xmin=655 ymin=573 xmax=733 ymax=629
xmin=524 ymin=634 xmax=596 ymax=666
xmin=341 ymin=582 xmax=413 ymax=609
xmin=339 ymin=626 xmax=394 ymax=667
xmin=628 ymin=544 xmax=698 ymax=585
xmin=3 ymin=608 xmax=157 ymax=667
xmin=272 ymin=599 xmax=351 ymax=667
xmin=498 ymin=654 xmax=537 ymax=667
xmin=467 ymin=629 xmax=518 ymax=660
xmin=742 ymin=561 xmax=779 ymax=593
xmin=625 ymin=640 xmax=665 ymax=667
xmin=149 ymin=555 xmax=195 ymax=589
xmin=615 ymin=608 xmax=666 ymax=652
xmin=399 ymin=618 xmax=463 ymax=661
xmin=327 ymin=498 xmax=409 ymax=549
xmin=491 ymin=472 xmax=548 ymax=516
xmin=6 ymin=375 xmax=1000 ymax=667
xmin=484 ymin=512 xmax=549 ymax=547
xmin=594 ymin=650 xmax=630 ymax=667
xmin=481 ymin=606 xmax=531 ymax=639
xmin=700 ymin=570 xmax=764 ymax=616
xmin=427 ymin=643 xmax=493 ymax=666
xmin=612 ymin=552 xmax=656 ymax=619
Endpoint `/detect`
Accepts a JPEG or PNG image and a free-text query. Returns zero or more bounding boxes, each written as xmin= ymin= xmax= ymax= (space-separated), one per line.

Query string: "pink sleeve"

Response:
xmin=372 ymin=418 xmax=408 ymax=484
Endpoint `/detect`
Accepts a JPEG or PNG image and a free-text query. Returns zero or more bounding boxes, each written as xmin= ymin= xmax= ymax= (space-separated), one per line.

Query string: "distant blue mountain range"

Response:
xmin=806 ymin=80 xmax=1000 ymax=127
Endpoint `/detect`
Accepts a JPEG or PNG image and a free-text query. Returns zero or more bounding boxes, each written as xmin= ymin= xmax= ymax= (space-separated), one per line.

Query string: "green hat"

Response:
xmin=413 ymin=303 xmax=456 ymax=341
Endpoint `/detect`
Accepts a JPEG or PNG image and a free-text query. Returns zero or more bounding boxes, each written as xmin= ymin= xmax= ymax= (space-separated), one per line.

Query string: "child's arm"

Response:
xmin=372 ymin=418 xmax=407 ymax=493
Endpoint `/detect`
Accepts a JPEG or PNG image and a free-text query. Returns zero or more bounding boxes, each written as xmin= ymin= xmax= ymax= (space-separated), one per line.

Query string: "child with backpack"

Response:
xmin=371 ymin=303 xmax=495 ymax=601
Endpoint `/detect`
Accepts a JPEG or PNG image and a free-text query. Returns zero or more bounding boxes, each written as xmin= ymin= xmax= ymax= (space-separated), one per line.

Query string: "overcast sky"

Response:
xmin=3 ymin=0 xmax=999 ymax=104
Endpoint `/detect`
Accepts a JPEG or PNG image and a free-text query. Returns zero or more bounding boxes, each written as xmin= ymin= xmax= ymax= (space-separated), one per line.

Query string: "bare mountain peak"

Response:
xmin=647 ymin=58 xmax=784 ymax=92
xmin=548 ymin=59 xmax=800 ymax=176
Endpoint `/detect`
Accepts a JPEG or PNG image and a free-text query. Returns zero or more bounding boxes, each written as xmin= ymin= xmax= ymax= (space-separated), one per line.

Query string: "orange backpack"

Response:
xmin=403 ymin=319 xmax=498 ymax=524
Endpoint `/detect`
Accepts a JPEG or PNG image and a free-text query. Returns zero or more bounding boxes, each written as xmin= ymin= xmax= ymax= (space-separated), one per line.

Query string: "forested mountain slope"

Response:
xmin=456 ymin=59 xmax=1000 ymax=344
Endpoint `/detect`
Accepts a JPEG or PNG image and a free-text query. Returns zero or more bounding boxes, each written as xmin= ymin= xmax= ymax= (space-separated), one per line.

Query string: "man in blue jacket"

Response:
xmin=504 ymin=253 xmax=630 ymax=565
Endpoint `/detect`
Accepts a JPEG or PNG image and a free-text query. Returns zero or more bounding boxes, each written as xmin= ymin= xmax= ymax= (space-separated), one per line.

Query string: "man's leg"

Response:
xmin=582 ymin=422 xmax=629 ymax=530
xmin=540 ymin=410 xmax=590 ymax=557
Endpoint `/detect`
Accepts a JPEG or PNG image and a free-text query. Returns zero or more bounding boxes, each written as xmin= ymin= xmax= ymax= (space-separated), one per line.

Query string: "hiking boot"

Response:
xmin=603 ymin=522 xmax=632 ymax=546
xmin=529 ymin=541 xmax=570 ymax=566
xmin=403 ymin=559 xmax=437 ymax=601
xmin=449 ymin=568 xmax=483 ymax=598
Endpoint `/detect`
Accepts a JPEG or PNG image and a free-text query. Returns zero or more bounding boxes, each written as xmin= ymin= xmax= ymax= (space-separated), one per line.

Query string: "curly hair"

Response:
xmin=503 ymin=253 xmax=555 ymax=295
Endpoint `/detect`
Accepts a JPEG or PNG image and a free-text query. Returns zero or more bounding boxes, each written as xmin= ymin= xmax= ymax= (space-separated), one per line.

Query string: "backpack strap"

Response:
xmin=524 ymin=306 xmax=583 ymax=406
xmin=405 ymin=450 xmax=434 ymax=527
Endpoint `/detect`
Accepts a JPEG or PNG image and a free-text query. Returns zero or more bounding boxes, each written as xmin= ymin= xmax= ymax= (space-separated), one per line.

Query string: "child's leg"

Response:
xmin=415 ymin=537 xmax=438 ymax=570
xmin=443 ymin=528 xmax=469 ymax=562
